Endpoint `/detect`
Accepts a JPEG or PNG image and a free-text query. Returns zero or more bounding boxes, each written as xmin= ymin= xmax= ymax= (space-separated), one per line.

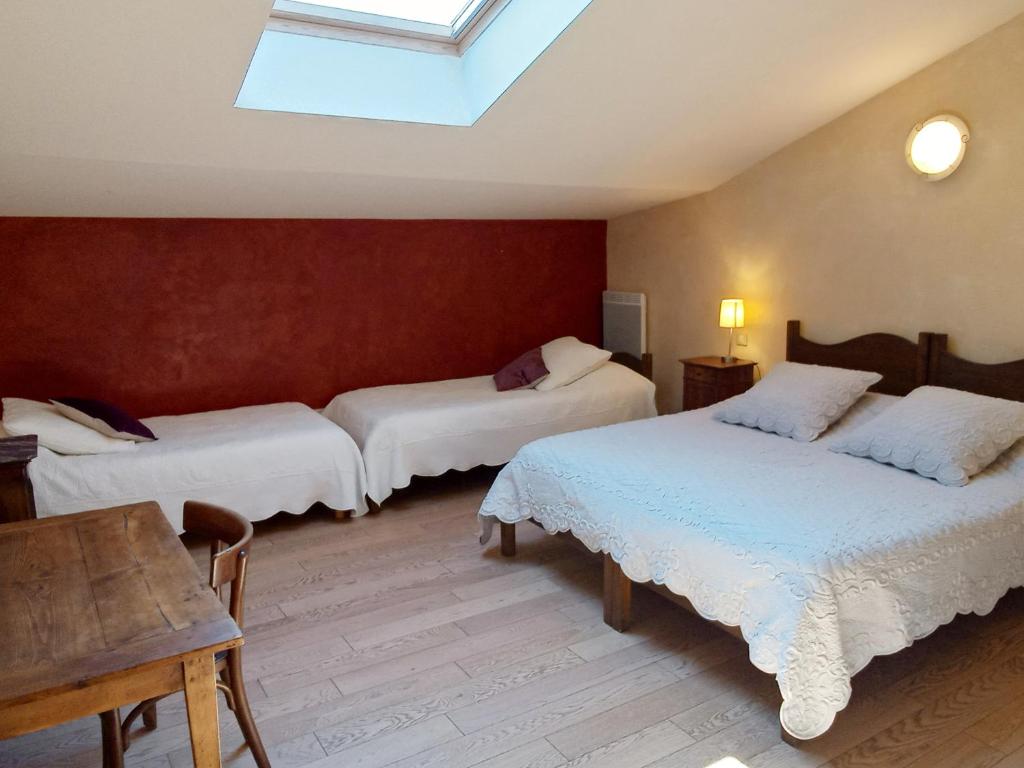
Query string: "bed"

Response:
xmin=322 ymin=354 xmax=656 ymax=506
xmin=478 ymin=322 xmax=1024 ymax=742
xmin=28 ymin=402 xmax=369 ymax=532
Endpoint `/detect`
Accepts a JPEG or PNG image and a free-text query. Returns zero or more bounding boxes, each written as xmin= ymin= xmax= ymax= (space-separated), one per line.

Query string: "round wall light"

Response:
xmin=905 ymin=114 xmax=970 ymax=181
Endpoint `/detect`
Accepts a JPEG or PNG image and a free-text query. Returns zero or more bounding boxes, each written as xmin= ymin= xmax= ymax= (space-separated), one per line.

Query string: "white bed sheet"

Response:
xmin=478 ymin=393 xmax=1024 ymax=740
xmin=30 ymin=402 xmax=369 ymax=532
xmin=323 ymin=362 xmax=657 ymax=504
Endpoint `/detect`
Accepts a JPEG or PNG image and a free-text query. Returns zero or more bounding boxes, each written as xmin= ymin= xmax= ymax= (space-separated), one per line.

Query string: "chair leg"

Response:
xmin=217 ymin=674 xmax=237 ymax=712
xmin=226 ymin=650 xmax=271 ymax=768
xmin=100 ymin=710 xmax=125 ymax=768
xmin=142 ymin=703 xmax=158 ymax=730
xmin=120 ymin=697 xmax=162 ymax=746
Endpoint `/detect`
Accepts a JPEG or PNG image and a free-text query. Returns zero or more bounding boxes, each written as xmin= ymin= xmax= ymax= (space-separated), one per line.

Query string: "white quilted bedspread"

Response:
xmin=324 ymin=362 xmax=656 ymax=504
xmin=31 ymin=403 xmax=369 ymax=531
xmin=478 ymin=393 xmax=1024 ymax=739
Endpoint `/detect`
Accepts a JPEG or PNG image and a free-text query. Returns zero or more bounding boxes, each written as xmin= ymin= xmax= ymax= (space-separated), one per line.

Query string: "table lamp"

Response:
xmin=719 ymin=298 xmax=744 ymax=363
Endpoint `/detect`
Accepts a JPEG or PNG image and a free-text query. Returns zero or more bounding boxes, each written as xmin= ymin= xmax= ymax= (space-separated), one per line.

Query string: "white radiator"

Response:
xmin=602 ymin=291 xmax=647 ymax=358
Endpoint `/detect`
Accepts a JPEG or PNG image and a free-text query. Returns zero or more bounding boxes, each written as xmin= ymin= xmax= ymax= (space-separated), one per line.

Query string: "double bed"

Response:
xmin=323 ymin=356 xmax=656 ymax=505
xmin=478 ymin=322 xmax=1024 ymax=741
xmin=29 ymin=402 xmax=369 ymax=532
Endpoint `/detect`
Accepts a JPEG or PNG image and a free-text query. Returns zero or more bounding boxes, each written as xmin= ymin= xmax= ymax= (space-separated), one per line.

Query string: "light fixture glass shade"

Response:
xmin=906 ymin=114 xmax=969 ymax=181
xmin=719 ymin=298 xmax=745 ymax=329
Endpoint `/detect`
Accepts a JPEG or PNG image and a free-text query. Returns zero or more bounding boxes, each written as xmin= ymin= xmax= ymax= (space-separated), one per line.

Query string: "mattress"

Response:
xmin=323 ymin=362 xmax=657 ymax=504
xmin=30 ymin=402 xmax=369 ymax=532
xmin=478 ymin=393 xmax=1024 ymax=740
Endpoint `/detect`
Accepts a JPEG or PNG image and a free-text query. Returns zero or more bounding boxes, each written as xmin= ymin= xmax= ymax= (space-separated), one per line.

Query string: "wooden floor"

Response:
xmin=5 ymin=468 xmax=1024 ymax=768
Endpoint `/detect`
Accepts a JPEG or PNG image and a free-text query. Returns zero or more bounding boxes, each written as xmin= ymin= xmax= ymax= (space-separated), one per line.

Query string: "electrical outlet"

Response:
xmin=736 ymin=333 xmax=748 ymax=347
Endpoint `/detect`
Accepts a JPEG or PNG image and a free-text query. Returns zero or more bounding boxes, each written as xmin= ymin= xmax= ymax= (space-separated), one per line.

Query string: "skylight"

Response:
xmin=298 ymin=0 xmax=488 ymax=30
xmin=272 ymin=0 xmax=496 ymax=44
xmin=239 ymin=0 xmax=594 ymax=126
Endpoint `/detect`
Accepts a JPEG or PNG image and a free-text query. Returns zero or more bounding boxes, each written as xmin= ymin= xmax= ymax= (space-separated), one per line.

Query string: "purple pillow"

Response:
xmin=50 ymin=397 xmax=157 ymax=442
xmin=494 ymin=348 xmax=549 ymax=392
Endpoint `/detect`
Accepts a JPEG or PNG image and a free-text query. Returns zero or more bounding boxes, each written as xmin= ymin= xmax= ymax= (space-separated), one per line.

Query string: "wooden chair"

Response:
xmin=99 ymin=501 xmax=271 ymax=768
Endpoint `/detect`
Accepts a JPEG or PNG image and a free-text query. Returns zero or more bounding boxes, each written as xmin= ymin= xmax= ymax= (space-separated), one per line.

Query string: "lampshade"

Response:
xmin=719 ymin=299 xmax=745 ymax=329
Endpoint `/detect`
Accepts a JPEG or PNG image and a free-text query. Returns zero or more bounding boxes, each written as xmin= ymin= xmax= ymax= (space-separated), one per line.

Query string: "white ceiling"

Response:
xmin=2 ymin=0 xmax=1022 ymax=219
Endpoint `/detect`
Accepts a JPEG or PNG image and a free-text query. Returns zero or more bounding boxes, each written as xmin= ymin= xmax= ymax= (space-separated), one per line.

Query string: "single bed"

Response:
xmin=29 ymin=402 xmax=369 ymax=532
xmin=322 ymin=355 xmax=656 ymax=505
xmin=478 ymin=322 xmax=1024 ymax=741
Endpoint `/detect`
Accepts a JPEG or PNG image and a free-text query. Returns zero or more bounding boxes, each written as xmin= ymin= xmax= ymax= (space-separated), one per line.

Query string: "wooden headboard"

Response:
xmin=610 ymin=352 xmax=654 ymax=382
xmin=928 ymin=334 xmax=1024 ymax=402
xmin=786 ymin=320 xmax=930 ymax=396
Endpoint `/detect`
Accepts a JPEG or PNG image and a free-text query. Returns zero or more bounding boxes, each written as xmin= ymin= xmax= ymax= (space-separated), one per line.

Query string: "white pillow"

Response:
xmin=2 ymin=398 xmax=138 ymax=455
xmin=829 ymin=386 xmax=1024 ymax=486
xmin=713 ymin=361 xmax=882 ymax=442
xmin=534 ymin=337 xmax=612 ymax=391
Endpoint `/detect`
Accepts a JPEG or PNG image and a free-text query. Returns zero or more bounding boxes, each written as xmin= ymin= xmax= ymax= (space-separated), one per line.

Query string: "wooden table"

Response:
xmin=0 ymin=502 xmax=242 ymax=767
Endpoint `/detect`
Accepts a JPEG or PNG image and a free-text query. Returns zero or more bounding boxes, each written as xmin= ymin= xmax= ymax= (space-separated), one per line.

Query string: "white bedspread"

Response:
xmin=30 ymin=403 xmax=369 ymax=532
xmin=478 ymin=393 xmax=1024 ymax=740
xmin=323 ymin=362 xmax=656 ymax=504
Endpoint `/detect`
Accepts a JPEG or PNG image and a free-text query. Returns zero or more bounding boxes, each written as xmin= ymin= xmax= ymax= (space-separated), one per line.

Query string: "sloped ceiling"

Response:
xmin=2 ymin=0 xmax=1022 ymax=219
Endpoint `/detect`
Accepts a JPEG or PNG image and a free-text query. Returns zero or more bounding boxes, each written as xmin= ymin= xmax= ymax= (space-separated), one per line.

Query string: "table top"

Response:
xmin=679 ymin=356 xmax=756 ymax=369
xmin=0 ymin=502 xmax=242 ymax=705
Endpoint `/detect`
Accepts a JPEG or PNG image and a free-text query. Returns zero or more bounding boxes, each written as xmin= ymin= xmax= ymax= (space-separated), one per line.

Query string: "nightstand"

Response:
xmin=0 ymin=435 xmax=37 ymax=524
xmin=680 ymin=357 xmax=756 ymax=411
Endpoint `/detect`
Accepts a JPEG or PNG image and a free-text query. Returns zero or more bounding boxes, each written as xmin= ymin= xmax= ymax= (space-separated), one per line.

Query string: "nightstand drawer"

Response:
xmin=684 ymin=365 xmax=716 ymax=384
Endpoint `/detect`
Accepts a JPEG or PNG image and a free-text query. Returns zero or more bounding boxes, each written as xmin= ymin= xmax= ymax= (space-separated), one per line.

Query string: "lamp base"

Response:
xmin=721 ymin=355 xmax=736 ymax=364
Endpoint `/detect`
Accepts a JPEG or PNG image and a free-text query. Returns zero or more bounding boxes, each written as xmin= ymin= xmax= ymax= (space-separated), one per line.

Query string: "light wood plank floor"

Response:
xmin=5 ymin=467 xmax=1024 ymax=768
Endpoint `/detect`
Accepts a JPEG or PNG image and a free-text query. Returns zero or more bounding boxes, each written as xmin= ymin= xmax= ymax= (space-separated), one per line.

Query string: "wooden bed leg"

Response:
xmin=500 ymin=522 xmax=516 ymax=557
xmin=334 ymin=508 xmax=351 ymax=522
xmin=603 ymin=554 xmax=632 ymax=632
xmin=368 ymin=500 xmax=382 ymax=515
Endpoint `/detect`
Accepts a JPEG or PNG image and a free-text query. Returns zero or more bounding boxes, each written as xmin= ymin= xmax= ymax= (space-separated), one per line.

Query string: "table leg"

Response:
xmin=183 ymin=654 xmax=221 ymax=768
xmin=99 ymin=709 xmax=124 ymax=768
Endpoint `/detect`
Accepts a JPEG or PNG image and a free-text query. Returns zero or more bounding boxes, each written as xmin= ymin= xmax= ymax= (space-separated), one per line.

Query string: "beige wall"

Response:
xmin=609 ymin=14 xmax=1024 ymax=414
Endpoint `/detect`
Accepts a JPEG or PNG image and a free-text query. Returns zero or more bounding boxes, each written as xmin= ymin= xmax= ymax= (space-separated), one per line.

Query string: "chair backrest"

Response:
xmin=183 ymin=501 xmax=254 ymax=629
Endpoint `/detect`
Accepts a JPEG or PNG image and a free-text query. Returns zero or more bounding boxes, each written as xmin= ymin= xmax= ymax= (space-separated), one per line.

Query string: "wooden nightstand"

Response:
xmin=0 ymin=435 xmax=37 ymax=524
xmin=680 ymin=357 xmax=756 ymax=411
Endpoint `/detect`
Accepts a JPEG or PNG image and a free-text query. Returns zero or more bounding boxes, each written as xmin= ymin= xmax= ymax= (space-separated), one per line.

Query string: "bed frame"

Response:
xmin=928 ymin=333 xmax=1024 ymax=402
xmin=785 ymin=320 xmax=929 ymax=396
xmin=610 ymin=351 xmax=653 ymax=381
xmin=497 ymin=320 xmax=1024 ymax=742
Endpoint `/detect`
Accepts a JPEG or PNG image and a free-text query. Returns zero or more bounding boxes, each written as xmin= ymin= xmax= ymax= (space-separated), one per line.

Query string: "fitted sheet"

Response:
xmin=478 ymin=393 xmax=1024 ymax=739
xmin=30 ymin=402 xmax=369 ymax=532
xmin=323 ymin=362 xmax=657 ymax=504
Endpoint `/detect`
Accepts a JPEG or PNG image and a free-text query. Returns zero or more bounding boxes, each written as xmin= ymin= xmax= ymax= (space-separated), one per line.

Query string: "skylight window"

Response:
xmin=240 ymin=0 xmax=594 ymax=126
xmin=298 ymin=0 xmax=487 ymax=30
xmin=272 ymin=0 xmax=498 ymax=46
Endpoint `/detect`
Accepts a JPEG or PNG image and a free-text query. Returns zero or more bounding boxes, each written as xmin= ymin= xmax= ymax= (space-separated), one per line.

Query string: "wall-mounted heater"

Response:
xmin=602 ymin=291 xmax=647 ymax=358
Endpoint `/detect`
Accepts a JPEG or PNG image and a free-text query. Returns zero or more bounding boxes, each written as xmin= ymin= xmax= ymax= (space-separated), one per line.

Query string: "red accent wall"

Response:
xmin=0 ymin=218 xmax=606 ymax=417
